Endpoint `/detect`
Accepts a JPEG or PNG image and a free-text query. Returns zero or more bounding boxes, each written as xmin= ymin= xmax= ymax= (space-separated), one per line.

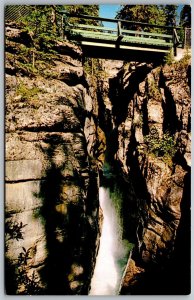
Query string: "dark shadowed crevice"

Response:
xmin=187 ymin=64 xmax=191 ymax=93
xmin=126 ymin=127 xmax=151 ymax=205
xmin=108 ymin=64 xmax=153 ymax=126
xmin=142 ymin=97 xmax=149 ymax=136
xmin=97 ymin=80 xmax=113 ymax=135
xmin=170 ymin=169 xmax=191 ymax=294
xmin=125 ymin=127 xmax=151 ymax=248
xmin=159 ymin=70 xmax=180 ymax=134
xmin=5 ymin=257 xmax=18 ymax=294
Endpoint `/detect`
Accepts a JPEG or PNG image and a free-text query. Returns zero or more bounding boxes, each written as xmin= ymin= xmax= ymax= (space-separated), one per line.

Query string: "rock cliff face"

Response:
xmin=98 ymin=60 xmax=191 ymax=294
xmin=5 ymin=22 xmax=191 ymax=295
xmin=5 ymin=23 xmax=105 ymax=295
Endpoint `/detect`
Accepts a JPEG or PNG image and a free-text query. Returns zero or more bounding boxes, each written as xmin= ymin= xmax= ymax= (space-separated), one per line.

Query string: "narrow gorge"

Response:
xmin=5 ymin=22 xmax=191 ymax=295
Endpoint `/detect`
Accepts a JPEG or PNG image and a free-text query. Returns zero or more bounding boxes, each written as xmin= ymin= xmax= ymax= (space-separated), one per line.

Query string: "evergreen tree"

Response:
xmin=18 ymin=5 xmax=99 ymax=38
xmin=21 ymin=5 xmax=60 ymax=37
xmin=180 ymin=5 xmax=191 ymax=27
xmin=116 ymin=5 xmax=166 ymax=32
xmin=62 ymin=5 xmax=100 ymax=26
xmin=161 ymin=5 xmax=177 ymax=27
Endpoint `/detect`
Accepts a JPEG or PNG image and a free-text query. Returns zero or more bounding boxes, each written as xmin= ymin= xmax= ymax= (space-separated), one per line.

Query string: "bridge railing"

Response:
xmin=62 ymin=12 xmax=182 ymax=54
xmin=184 ymin=28 xmax=191 ymax=48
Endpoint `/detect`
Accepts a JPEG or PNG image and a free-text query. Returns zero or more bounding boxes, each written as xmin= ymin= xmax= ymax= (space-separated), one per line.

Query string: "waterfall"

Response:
xmin=89 ymin=186 xmax=130 ymax=295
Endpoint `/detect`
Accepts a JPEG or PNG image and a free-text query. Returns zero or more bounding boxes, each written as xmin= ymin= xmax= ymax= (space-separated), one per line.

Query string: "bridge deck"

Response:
xmin=62 ymin=13 xmax=180 ymax=61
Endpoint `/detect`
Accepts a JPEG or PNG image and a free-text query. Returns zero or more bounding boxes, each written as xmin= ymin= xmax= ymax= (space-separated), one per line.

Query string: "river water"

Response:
xmin=89 ymin=186 xmax=131 ymax=295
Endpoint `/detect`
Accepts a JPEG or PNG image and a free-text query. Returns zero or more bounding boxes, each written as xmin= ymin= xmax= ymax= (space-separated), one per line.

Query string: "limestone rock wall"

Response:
xmin=98 ymin=60 xmax=191 ymax=294
xmin=5 ymin=23 xmax=105 ymax=295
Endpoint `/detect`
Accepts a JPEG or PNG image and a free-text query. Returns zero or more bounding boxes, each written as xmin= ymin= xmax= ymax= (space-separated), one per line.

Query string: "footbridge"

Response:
xmin=62 ymin=13 xmax=181 ymax=62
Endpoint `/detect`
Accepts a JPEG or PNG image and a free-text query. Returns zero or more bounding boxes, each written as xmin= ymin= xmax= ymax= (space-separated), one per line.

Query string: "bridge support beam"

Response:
xmin=81 ymin=43 xmax=166 ymax=64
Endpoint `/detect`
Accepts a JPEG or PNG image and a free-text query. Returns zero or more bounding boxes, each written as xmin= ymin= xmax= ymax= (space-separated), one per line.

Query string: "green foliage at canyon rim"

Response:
xmin=144 ymin=126 xmax=176 ymax=163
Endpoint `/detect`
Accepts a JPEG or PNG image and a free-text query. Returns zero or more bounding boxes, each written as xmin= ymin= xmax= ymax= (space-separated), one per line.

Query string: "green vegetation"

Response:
xmin=8 ymin=39 xmax=60 ymax=78
xmin=20 ymin=6 xmax=60 ymax=39
xmin=116 ymin=5 xmax=175 ymax=33
xmin=116 ymin=4 xmax=189 ymax=44
xmin=144 ymin=126 xmax=176 ymax=160
xmin=64 ymin=5 xmax=100 ymax=26
xmin=83 ymin=58 xmax=99 ymax=75
xmin=15 ymin=82 xmax=44 ymax=108
xmin=17 ymin=5 xmax=99 ymax=38
xmin=148 ymin=77 xmax=162 ymax=98
xmin=164 ymin=49 xmax=174 ymax=65
xmin=6 ymin=5 xmax=101 ymax=78
xmin=116 ymin=5 xmax=180 ymax=28
xmin=16 ymin=82 xmax=43 ymax=101
xmin=83 ymin=58 xmax=108 ymax=79
xmin=116 ymin=5 xmax=165 ymax=25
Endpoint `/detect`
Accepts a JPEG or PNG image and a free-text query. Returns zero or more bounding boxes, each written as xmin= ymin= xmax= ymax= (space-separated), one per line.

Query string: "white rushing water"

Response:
xmin=89 ymin=187 xmax=130 ymax=295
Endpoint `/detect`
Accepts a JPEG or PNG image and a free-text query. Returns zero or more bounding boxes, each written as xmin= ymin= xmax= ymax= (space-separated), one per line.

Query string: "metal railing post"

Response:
xmin=117 ymin=21 xmax=123 ymax=43
xmin=117 ymin=21 xmax=121 ymax=37
xmin=173 ymin=28 xmax=180 ymax=56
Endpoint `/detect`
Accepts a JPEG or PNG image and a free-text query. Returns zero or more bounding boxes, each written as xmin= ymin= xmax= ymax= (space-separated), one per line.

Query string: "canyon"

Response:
xmin=5 ymin=22 xmax=191 ymax=295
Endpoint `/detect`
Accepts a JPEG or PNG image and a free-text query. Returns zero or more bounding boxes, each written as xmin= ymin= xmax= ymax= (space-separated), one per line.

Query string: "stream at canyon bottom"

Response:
xmin=89 ymin=186 xmax=131 ymax=295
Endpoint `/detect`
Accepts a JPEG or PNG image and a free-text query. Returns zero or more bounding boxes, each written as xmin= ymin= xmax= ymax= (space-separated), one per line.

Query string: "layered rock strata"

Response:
xmin=5 ymin=23 xmax=105 ymax=295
